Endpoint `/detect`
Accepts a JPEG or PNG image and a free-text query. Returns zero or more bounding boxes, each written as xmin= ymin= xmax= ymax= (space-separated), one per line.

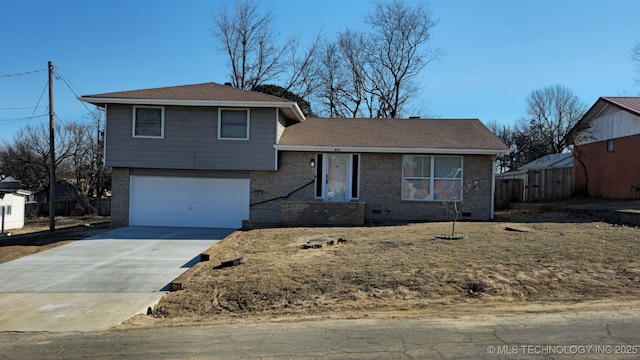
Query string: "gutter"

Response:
xmin=273 ymin=144 xmax=510 ymax=156
xmin=78 ymin=97 xmax=306 ymax=122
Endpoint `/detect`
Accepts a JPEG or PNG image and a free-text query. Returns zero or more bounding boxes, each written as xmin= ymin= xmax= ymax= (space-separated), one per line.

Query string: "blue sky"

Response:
xmin=1 ymin=0 xmax=639 ymax=142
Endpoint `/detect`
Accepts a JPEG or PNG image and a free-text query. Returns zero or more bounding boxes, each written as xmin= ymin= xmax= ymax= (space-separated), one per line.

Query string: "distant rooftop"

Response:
xmin=519 ymin=153 xmax=573 ymax=170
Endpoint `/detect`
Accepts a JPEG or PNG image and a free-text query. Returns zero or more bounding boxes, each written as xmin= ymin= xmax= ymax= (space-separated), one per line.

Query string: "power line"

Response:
xmin=55 ymin=70 xmax=100 ymax=121
xmin=26 ymin=80 xmax=50 ymax=128
xmin=0 ymin=77 xmax=49 ymax=127
xmin=0 ymin=106 xmax=47 ymax=110
xmin=54 ymin=113 xmax=67 ymax=127
xmin=0 ymin=114 xmax=48 ymax=125
xmin=0 ymin=68 xmax=47 ymax=78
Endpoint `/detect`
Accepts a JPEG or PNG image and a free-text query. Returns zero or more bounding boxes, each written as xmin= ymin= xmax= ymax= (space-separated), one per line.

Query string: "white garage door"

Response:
xmin=129 ymin=176 xmax=249 ymax=228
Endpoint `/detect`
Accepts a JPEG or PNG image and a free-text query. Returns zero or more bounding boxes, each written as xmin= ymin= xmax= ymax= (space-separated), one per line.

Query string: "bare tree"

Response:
xmin=212 ymin=0 xmax=322 ymax=104
xmin=439 ymin=177 xmax=480 ymax=239
xmin=566 ymin=119 xmax=596 ymax=197
xmin=281 ymin=31 xmax=323 ymax=100
xmin=319 ymin=31 xmax=371 ymax=118
xmin=0 ymin=124 xmax=75 ymax=191
xmin=524 ymin=84 xmax=587 ymax=155
xmin=632 ymin=41 xmax=640 ymax=86
xmin=212 ymin=0 xmax=284 ymax=90
xmin=0 ymin=120 xmax=109 ymax=198
xmin=365 ymin=0 xmax=440 ymax=118
xmin=486 ymin=120 xmax=516 ymax=172
xmin=316 ymin=0 xmax=440 ymax=118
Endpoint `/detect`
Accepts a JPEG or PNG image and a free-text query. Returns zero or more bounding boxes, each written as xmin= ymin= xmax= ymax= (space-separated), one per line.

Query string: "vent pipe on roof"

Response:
xmin=408 ymin=116 xmax=421 ymax=119
xmin=224 ymin=82 xmax=232 ymax=86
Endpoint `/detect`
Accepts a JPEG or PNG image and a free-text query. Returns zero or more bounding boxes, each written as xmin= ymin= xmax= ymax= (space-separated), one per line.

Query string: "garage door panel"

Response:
xmin=130 ymin=176 xmax=249 ymax=228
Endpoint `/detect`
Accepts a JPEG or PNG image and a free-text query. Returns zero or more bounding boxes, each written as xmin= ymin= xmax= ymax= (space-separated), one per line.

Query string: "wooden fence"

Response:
xmin=495 ymin=168 xmax=574 ymax=210
xmin=495 ymin=179 xmax=524 ymax=210
xmin=25 ymin=197 xmax=111 ymax=218
xmin=527 ymin=167 xmax=574 ymax=203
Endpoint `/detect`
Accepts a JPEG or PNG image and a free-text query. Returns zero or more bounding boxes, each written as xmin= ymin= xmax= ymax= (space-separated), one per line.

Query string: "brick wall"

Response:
xmin=282 ymin=201 xmax=365 ymax=226
xmin=249 ymin=152 xmax=316 ymax=225
xmin=575 ymin=134 xmax=640 ymax=199
xmin=360 ymin=153 xmax=493 ymax=223
xmin=110 ymin=167 xmax=130 ymax=227
xmin=248 ymin=152 xmax=495 ymax=226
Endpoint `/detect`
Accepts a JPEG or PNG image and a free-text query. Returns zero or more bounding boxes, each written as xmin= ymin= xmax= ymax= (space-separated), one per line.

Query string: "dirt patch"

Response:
xmin=0 ymin=216 xmax=110 ymax=264
xmin=128 ymin=211 xmax=640 ymax=328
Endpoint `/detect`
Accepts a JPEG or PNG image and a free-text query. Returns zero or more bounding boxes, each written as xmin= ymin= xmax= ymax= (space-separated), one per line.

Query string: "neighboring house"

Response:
xmin=34 ymin=179 xmax=78 ymax=203
xmin=570 ymin=97 xmax=640 ymax=199
xmin=80 ymin=82 xmax=508 ymax=229
xmin=518 ymin=153 xmax=574 ymax=171
xmin=0 ymin=177 xmax=31 ymax=231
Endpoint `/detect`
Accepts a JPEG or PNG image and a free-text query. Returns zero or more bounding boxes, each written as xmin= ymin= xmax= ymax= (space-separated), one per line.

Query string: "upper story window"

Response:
xmin=607 ymin=139 xmax=614 ymax=152
xmin=402 ymin=155 xmax=463 ymax=201
xmin=218 ymin=108 xmax=250 ymax=140
xmin=133 ymin=106 xmax=164 ymax=138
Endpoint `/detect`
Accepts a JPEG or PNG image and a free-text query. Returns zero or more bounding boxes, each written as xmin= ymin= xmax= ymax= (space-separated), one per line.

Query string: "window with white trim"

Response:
xmin=218 ymin=109 xmax=249 ymax=140
xmin=133 ymin=106 xmax=164 ymax=138
xmin=402 ymin=155 xmax=463 ymax=201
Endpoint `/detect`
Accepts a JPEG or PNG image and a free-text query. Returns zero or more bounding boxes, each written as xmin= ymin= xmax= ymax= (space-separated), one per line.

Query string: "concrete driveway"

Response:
xmin=0 ymin=226 xmax=232 ymax=332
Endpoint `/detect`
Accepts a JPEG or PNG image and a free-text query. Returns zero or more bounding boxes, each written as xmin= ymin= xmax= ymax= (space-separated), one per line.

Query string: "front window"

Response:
xmin=219 ymin=109 xmax=249 ymax=140
xmin=402 ymin=155 xmax=462 ymax=201
xmin=133 ymin=106 xmax=164 ymax=138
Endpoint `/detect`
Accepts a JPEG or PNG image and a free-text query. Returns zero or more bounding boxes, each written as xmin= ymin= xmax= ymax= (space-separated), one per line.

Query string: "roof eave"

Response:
xmin=78 ymin=97 xmax=306 ymax=122
xmin=274 ymin=144 xmax=509 ymax=155
xmin=0 ymin=189 xmax=31 ymax=196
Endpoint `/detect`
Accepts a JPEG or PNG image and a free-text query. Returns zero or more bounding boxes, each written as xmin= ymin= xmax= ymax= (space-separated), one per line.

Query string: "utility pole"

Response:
xmin=48 ymin=61 xmax=56 ymax=232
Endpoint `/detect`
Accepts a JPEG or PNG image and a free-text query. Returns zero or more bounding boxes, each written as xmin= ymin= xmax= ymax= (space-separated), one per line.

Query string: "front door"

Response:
xmin=326 ymin=154 xmax=349 ymax=202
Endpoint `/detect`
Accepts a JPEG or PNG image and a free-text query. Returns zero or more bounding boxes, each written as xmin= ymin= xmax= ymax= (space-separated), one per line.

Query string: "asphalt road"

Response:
xmin=2 ymin=310 xmax=639 ymax=359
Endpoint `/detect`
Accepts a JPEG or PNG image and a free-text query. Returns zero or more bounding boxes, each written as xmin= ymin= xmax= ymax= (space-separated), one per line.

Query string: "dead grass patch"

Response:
xmin=151 ymin=211 xmax=640 ymax=324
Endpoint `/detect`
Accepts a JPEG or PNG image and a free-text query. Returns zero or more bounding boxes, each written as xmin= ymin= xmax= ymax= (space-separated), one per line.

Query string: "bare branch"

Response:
xmin=211 ymin=0 xmax=285 ymax=89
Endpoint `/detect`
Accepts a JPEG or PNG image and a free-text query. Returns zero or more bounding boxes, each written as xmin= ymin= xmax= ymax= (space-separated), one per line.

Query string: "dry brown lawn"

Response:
xmin=144 ymin=211 xmax=640 ymax=327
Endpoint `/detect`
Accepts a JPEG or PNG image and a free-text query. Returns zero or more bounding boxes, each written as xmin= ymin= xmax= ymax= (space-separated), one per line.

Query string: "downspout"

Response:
xmin=103 ymin=104 xmax=108 ymax=166
xmin=491 ymin=158 xmax=496 ymax=219
xmin=274 ymin=108 xmax=280 ymax=171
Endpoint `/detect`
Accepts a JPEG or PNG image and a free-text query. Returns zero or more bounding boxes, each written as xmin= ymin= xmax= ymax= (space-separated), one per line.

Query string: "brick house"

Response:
xmin=570 ymin=97 xmax=640 ymax=199
xmin=81 ymin=82 xmax=508 ymax=228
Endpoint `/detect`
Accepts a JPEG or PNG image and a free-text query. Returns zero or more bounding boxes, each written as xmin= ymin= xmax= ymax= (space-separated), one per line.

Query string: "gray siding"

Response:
xmin=105 ymin=105 xmax=278 ymax=170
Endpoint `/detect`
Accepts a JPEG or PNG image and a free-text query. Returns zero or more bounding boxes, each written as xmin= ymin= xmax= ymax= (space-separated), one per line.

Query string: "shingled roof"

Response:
xmin=80 ymin=82 xmax=304 ymax=121
xmin=276 ymin=117 xmax=508 ymax=154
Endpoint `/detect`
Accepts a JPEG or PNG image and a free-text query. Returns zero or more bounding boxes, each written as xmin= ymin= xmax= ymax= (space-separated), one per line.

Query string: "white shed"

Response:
xmin=0 ymin=190 xmax=31 ymax=231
